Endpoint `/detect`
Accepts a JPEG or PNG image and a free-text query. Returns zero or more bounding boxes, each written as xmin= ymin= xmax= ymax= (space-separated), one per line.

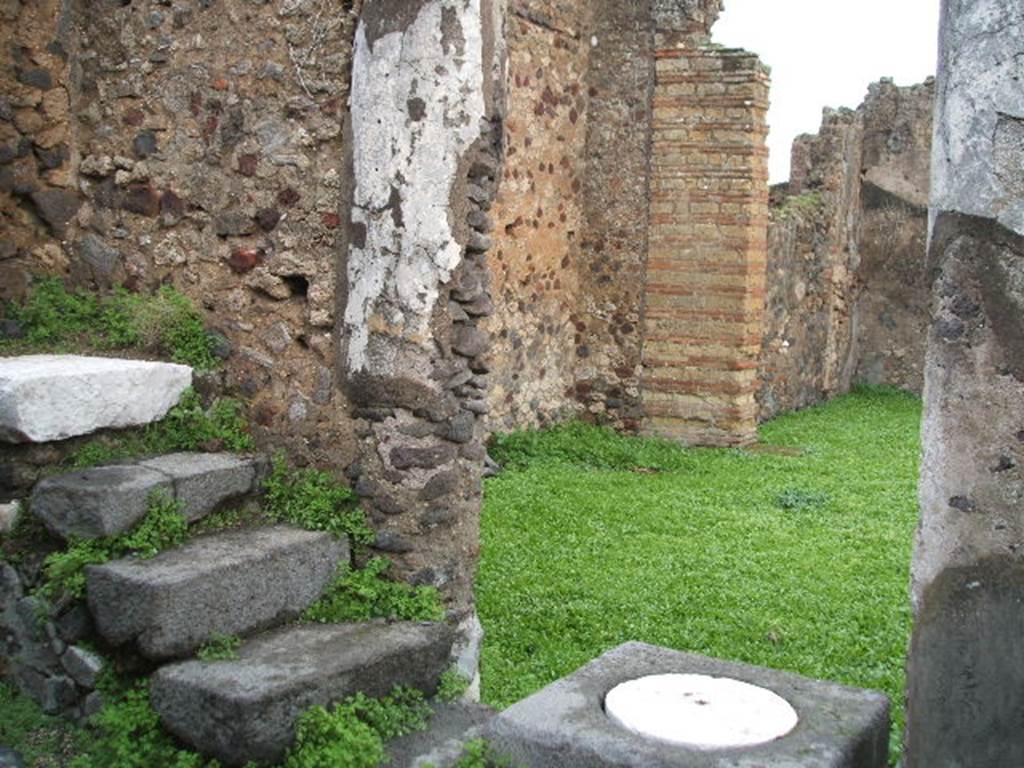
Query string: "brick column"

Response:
xmin=641 ymin=47 xmax=769 ymax=446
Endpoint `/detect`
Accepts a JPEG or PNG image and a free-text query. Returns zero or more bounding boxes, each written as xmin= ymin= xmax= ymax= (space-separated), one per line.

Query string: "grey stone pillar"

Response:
xmin=339 ymin=0 xmax=506 ymax=629
xmin=905 ymin=2 xmax=1024 ymax=765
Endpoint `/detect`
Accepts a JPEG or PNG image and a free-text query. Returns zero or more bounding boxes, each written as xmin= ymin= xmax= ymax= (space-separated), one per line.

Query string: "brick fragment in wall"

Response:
xmin=419 ymin=469 xmax=461 ymax=502
xmin=453 ymin=326 xmax=490 ymax=359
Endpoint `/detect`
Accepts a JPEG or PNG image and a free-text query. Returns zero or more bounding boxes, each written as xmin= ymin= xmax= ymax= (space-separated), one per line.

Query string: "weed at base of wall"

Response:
xmin=37 ymin=492 xmax=189 ymax=601
xmin=303 ymin=557 xmax=445 ymax=624
xmin=65 ymin=388 xmax=254 ymax=470
xmin=196 ymin=634 xmax=242 ymax=662
xmin=435 ymin=667 xmax=472 ymax=703
xmin=262 ymin=457 xmax=374 ymax=547
xmin=283 ymin=687 xmax=431 ymax=768
xmin=0 ymin=278 xmax=221 ymax=372
xmin=424 ymin=739 xmax=521 ymax=768
xmin=771 ymin=191 xmax=824 ymax=222
xmin=2 ymin=670 xmax=456 ymax=768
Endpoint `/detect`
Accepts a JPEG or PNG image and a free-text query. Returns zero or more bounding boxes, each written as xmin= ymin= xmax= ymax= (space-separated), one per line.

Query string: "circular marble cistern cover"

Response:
xmin=605 ymin=673 xmax=799 ymax=749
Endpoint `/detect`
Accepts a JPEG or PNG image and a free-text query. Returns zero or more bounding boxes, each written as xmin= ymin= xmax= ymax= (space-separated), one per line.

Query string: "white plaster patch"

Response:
xmin=345 ymin=0 xmax=486 ymax=374
xmin=605 ymin=674 xmax=799 ymax=750
xmin=931 ymin=0 xmax=1024 ymax=237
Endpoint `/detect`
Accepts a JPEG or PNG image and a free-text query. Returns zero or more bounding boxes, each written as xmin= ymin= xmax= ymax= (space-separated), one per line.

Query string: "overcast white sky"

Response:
xmin=714 ymin=0 xmax=941 ymax=183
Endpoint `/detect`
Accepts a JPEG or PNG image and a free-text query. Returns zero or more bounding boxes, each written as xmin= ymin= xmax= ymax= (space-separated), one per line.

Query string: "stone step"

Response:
xmin=0 ymin=355 xmax=191 ymax=444
xmin=31 ymin=452 xmax=264 ymax=541
xmin=139 ymin=452 xmax=265 ymax=523
xmin=0 ymin=746 xmax=25 ymax=768
xmin=86 ymin=525 xmax=346 ymax=660
xmin=151 ymin=620 xmax=454 ymax=767
xmin=383 ymin=701 xmax=495 ymax=768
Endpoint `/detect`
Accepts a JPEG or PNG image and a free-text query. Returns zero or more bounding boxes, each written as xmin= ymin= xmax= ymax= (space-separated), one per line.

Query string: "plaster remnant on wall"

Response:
xmin=930 ymin=6 xmax=1024 ymax=236
xmin=338 ymin=0 xmax=504 ymax=634
xmin=993 ymin=112 xmax=1024 ymax=199
xmin=345 ymin=0 xmax=486 ymax=376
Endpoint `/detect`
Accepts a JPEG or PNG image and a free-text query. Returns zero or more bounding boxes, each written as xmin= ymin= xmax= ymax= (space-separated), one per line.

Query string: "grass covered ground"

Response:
xmin=478 ymin=386 xmax=922 ymax=760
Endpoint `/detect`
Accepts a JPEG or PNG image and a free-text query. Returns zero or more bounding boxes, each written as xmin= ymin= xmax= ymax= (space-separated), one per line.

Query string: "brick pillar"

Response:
xmin=641 ymin=47 xmax=770 ymax=446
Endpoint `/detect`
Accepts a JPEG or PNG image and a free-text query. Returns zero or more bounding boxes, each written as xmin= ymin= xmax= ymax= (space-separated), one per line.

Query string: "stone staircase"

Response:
xmin=0 ymin=354 xmax=192 ymax=443
xmin=32 ymin=451 xmax=264 ymax=540
xmin=154 ymin=622 xmax=455 ymax=765
xmin=1 ymin=356 xmax=461 ymax=767
xmin=384 ymin=701 xmax=495 ymax=768
xmin=86 ymin=525 xmax=344 ymax=660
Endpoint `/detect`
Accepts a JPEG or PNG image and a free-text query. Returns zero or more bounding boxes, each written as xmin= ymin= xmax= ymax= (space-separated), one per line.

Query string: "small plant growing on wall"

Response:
xmin=1 ymin=278 xmax=221 ymax=371
xmin=772 ymin=191 xmax=824 ymax=222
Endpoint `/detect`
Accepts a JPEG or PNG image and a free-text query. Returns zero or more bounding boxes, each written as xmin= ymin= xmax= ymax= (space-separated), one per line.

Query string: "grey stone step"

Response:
xmin=0 ymin=355 xmax=191 ymax=444
xmin=151 ymin=620 xmax=454 ymax=767
xmin=32 ymin=465 xmax=172 ymax=540
xmin=31 ymin=453 xmax=262 ymax=540
xmin=384 ymin=701 xmax=495 ymax=768
xmin=138 ymin=452 xmax=264 ymax=522
xmin=0 ymin=746 xmax=25 ymax=768
xmin=86 ymin=525 xmax=346 ymax=660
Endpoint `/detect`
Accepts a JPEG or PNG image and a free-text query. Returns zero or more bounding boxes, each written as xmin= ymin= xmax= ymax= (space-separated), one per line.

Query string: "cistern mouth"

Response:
xmin=604 ymin=673 xmax=799 ymax=750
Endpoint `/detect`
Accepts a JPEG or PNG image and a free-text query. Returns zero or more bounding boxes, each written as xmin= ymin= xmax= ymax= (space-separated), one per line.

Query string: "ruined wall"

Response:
xmin=642 ymin=45 xmax=770 ymax=445
xmin=1 ymin=0 xmax=77 ymax=301
xmin=1 ymin=0 xmax=779 ymax=626
xmin=485 ymin=0 xmax=662 ymax=433
xmin=486 ymin=0 xmax=771 ymax=445
xmin=486 ymin=0 xmax=758 ymax=440
xmin=568 ymin=0 xmax=654 ymax=430
xmin=1 ymin=0 xmax=514 ymax=694
xmin=2 ymin=0 xmax=526 ymax=621
xmin=759 ymin=108 xmax=861 ymax=421
xmin=853 ymin=80 xmax=933 ymax=392
xmin=905 ymin=2 xmax=1024 ymax=764
xmin=72 ymin=0 xmax=359 ymax=467
xmin=2 ymin=0 xmax=362 ymax=471
xmin=759 ymin=79 xmax=934 ymax=421
xmin=484 ymin=0 xmax=587 ymax=430
xmin=759 ymin=207 xmax=830 ymax=419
